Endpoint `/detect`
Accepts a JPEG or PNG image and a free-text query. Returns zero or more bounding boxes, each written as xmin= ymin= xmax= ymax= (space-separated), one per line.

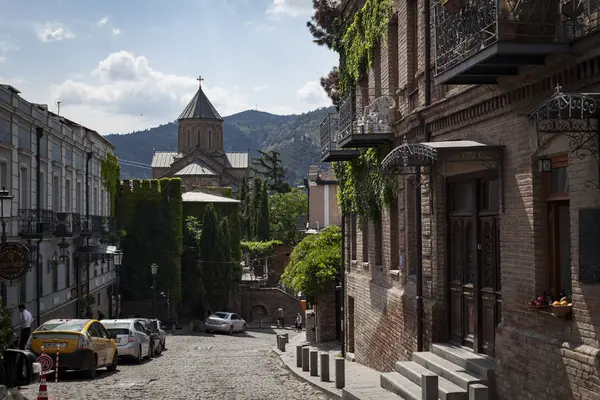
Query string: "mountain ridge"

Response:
xmin=105 ymin=106 xmax=335 ymax=183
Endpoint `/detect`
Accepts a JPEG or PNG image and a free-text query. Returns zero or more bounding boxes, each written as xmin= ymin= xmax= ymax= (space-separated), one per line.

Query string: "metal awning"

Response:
xmin=76 ymin=245 xmax=117 ymax=255
xmin=528 ymin=85 xmax=600 ymax=189
xmin=381 ymin=139 xmax=503 ymax=175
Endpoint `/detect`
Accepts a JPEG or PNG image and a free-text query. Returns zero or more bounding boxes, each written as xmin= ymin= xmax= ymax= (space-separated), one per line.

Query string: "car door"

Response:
xmin=230 ymin=314 xmax=240 ymax=331
xmin=87 ymin=323 xmax=105 ymax=365
xmin=96 ymin=323 xmax=115 ymax=365
xmin=134 ymin=321 xmax=149 ymax=354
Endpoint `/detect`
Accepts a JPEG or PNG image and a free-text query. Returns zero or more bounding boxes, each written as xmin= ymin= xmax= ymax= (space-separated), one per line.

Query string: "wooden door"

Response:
xmin=448 ymin=178 xmax=501 ymax=357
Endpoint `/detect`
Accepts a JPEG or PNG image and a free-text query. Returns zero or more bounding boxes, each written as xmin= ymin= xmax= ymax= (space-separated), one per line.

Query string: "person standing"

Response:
xmin=17 ymin=304 xmax=32 ymax=350
xmin=277 ymin=307 xmax=284 ymax=328
xmin=294 ymin=313 xmax=303 ymax=331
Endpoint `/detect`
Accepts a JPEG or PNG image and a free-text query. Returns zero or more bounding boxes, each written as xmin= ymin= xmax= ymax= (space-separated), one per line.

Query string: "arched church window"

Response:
xmin=197 ymin=130 xmax=201 ymax=147
xmin=187 ymin=130 xmax=190 ymax=148
xmin=208 ymin=130 xmax=212 ymax=148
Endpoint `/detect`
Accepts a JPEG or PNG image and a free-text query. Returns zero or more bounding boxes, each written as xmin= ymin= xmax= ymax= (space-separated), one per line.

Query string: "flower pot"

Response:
xmin=441 ymin=0 xmax=463 ymax=14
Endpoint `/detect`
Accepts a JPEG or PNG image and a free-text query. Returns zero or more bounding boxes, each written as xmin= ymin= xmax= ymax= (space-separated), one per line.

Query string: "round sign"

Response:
xmin=0 ymin=243 xmax=30 ymax=282
xmin=37 ymin=354 xmax=53 ymax=372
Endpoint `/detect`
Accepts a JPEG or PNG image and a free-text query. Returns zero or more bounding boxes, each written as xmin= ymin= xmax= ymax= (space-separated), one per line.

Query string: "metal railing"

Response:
xmin=17 ymin=209 xmax=53 ymax=236
xmin=320 ymin=113 xmax=341 ymax=158
xmin=434 ymin=0 xmax=600 ymax=75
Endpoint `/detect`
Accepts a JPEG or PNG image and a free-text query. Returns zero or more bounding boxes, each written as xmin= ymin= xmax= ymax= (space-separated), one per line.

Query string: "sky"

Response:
xmin=0 ymin=0 xmax=338 ymax=134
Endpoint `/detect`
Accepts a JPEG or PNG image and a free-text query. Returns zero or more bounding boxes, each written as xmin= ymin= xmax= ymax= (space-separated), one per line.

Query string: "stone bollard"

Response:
xmin=469 ymin=384 xmax=488 ymax=400
xmin=276 ymin=335 xmax=281 ymax=350
xmin=280 ymin=336 xmax=286 ymax=352
xmin=282 ymin=333 xmax=289 ymax=344
xmin=296 ymin=346 xmax=303 ymax=368
xmin=320 ymin=352 xmax=330 ymax=382
xmin=335 ymin=357 xmax=345 ymax=389
xmin=302 ymin=347 xmax=310 ymax=372
xmin=421 ymin=373 xmax=438 ymax=400
xmin=310 ymin=350 xmax=318 ymax=376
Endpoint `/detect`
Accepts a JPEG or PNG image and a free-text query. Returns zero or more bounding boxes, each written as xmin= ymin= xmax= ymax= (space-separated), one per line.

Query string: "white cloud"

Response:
xmin=51 ymin=51 xmax=250 ymax=133
xmin=267 ymin=0 xmax=313 ymax=18
xmin=36 ymin=22 xmax=74 ymax=43
xmin=97 ymin=16 xmax=109 ymax=26
xmin=297 ymin=81 xmax=330 ymax=107
xmin=111 ymin=28 xmax=121 ymax=36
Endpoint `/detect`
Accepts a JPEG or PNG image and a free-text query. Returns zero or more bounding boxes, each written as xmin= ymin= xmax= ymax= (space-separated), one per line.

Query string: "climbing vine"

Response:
xmin=338 ymin=0 xmax=394 ymax=91
xmin=333 ymin=146 xmax=397 ymax=223
xmin=100 ymin=152 xmax=120 ymax=216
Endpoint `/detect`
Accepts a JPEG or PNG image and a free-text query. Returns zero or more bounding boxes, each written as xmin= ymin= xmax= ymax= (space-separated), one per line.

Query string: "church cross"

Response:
xmin=197 ymin=76 xmax=204 ymax=89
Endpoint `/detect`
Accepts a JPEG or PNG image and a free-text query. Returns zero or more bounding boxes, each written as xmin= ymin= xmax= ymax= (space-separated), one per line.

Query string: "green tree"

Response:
xmin=0 ymin=302 xmax=14 ymax=350
xmin=269 ymin=188 xmax=308 ymax=245
xmin=251 ymin=150 xmax=291 ymax=194
xmin=256 ymin=183 xmax=270 ymax=241
xmin=181 ymin=216 xmax=202 ymax=308
xmin=238 ymin=177 xmax=251 ymax=240
xmin=251 ymin=177 xmax=262 ymax=239
xmin=280 ymin=225 xmax=341 ymax=298
xmin=199 ymin=204 xmax=228 ymax=311
xmin=219 ymin=218 xmax=233 ymax=307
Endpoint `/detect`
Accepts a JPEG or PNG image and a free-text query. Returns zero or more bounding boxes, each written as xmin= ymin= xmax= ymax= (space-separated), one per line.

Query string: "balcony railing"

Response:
xmin=433 ymin=0 xmax=595 ymax=84
xmin=320 ymin=113 xmax=359 ymax=162
xmin=18 ymin=209 xmax=53 ymax=237
xmin=53 ymin=212 xmax=82 ymax=237
xmin=337 ymin=89 xmax=395 ymax=148
xmin=82 ymin=215 xmax=113 ymax=236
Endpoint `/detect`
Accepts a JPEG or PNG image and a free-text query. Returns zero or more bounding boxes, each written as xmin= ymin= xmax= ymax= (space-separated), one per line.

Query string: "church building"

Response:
xmin=151 ymin=78 xmax=249 ymax=193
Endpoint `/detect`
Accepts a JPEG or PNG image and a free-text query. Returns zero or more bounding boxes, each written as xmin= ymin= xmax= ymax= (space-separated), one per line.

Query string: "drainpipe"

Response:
xmin=340 ymin=213 xmax=346 ymax=358
xmin=85 ymin=150 xmax=93 ymax=313
xmin=35 ymin=127 xmax=43 ymax=328
xmin=416 ymin=0 xmax=432 ymax=353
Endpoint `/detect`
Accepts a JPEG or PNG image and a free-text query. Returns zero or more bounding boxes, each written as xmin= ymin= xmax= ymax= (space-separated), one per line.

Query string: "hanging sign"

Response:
xmin=0 ymin=243 xmax=30 ymax=283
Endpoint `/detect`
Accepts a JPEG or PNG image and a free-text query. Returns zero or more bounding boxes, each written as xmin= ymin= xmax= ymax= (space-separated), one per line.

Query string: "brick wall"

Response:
xmin=316 ymin=287 xmax=337 ymax=343
xmin=230 ymin=287 xmax=301 ymax=325
xmin=340 ymin=1 xmax=600 ymax=398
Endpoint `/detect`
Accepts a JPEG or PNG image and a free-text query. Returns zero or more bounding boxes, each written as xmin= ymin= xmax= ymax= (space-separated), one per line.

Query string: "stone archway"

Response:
xmin=250 ymin=305 xmax=268 ymax=322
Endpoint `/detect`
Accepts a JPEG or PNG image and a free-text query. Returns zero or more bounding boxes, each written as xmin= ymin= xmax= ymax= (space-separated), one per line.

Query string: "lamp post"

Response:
xmin=113 ymin=250 xmax=123 ymax=318
xmin=151 ymin=263 xmax=158 ymax=318
xmin=0 ymin=186 xmax=14 ymax=244
xmin=57 ymin=238 xmax=70 ymax=263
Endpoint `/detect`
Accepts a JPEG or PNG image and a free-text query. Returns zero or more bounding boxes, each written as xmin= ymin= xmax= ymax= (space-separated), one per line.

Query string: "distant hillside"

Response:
xmin=105 ymin=107 xmax=335 ymax=183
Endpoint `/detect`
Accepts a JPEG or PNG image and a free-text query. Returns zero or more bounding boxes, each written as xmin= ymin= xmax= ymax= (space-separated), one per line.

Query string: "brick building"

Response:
xmin=320 ymin=1 xmax=600 ymax=399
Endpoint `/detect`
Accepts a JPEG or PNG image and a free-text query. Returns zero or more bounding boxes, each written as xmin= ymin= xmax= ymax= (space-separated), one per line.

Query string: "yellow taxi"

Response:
xmin=26 ymin=319 xmax=118 ymax=379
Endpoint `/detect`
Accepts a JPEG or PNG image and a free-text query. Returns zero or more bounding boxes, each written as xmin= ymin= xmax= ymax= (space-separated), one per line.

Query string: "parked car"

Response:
xmin=26 ymin=319 xmax=118 ymax=379
xmin=204 ymin=312 xmax=246 ymax=334
xmin=139 ymin=319 xmax=166 ymax=354
xmin=101 ymin=319 xmax=153 ymax=363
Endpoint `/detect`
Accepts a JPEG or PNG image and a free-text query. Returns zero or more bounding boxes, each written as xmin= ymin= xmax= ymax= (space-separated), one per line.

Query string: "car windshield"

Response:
xmin=103 ymin=324 xmax=130 ymax=331
xmin=38 ymin=321 xmax=87 ymax=332
xmin=212 ymin=312 xmax=229 ymax=319
xmin=107 ymin=328 xmax=130 ymax=335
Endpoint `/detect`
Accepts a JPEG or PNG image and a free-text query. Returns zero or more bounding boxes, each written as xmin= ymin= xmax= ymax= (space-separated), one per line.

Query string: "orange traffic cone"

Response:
xmin=36 ymin=373 xmax=48 ymax=400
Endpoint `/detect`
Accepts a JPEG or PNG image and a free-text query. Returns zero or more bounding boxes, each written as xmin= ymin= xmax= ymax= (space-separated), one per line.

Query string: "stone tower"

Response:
xmin=177 ymin=77 xmax=224 ymax=155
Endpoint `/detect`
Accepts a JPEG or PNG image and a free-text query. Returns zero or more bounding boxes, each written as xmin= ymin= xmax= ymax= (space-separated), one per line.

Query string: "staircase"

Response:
xmin=380 ymin=344 xmax=496 ymax=400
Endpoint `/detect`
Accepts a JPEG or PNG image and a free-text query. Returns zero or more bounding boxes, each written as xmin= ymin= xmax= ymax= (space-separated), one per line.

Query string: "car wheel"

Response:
xmin=242 ymin=324 xmax=246 ymax=333
xmin=228 ymin=325 xmax=233 ymax=335
xmin=135 ymin=345 xmax=142 ymax=364
xmin=107 ymin=351 xmax=118 ymax=372
xmin=155 ymin=341 xmax=162 ymax=355
xmin=84 ymin=354 xmax=97 ymax=379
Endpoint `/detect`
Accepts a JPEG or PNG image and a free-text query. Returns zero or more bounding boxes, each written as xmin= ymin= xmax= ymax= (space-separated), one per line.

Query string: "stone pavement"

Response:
xmin=274 ymin=332 xmax=400 ymax=400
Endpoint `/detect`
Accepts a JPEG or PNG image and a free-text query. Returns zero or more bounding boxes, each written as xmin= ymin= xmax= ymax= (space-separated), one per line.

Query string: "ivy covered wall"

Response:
xmin=116 ymin=178 xmax=183 ymax=305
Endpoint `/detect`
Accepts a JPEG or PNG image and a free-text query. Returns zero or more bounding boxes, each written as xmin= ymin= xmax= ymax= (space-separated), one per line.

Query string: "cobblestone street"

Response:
xmin=19 ymin=329 xmax=331 ymax=400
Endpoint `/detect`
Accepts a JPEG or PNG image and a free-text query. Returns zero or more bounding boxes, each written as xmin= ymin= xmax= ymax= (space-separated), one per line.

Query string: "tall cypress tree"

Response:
xmin=251 ymin=177 xmax=262 ymax=240
xmin=219 ymin=218 xmax=233 ymax=307
xmin=199 ymin=204 xmax=227 ymax=311
xmin=238 ymin=177 xmax=250 ymax=240
xmin=256 ymin=183 xmax=270 ymax=241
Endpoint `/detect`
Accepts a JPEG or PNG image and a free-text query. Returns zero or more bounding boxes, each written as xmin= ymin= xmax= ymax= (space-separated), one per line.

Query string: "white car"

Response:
xmin=101 ymin=319 xmax=153 ymax=363
xmin=204 ymin=312 xmax=246 ymax=334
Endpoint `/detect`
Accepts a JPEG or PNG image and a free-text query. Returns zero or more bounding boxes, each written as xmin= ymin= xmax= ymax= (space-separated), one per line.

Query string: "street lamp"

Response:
xmin=57 ymin=238 xmax=70 ymax=264
xmin=0 ymin=186 xmax=14 ymax=244
xmin=113 ymin=250 xmax=123 ymax=317
xmin=151 ymin=263 xmax=158 ymax=318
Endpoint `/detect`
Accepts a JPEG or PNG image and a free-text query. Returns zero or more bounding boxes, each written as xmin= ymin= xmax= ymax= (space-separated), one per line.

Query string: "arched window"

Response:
xmin=187 ymin=130 xmax=190 ymax=148
xmin=197 ymin=130 xmax=201 ymax=147
xmin=208 ymin=130 xmax=212 ymax=148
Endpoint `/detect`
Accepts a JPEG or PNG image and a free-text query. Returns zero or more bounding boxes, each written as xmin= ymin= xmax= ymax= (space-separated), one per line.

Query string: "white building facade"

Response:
xmin=0 ymin=84 xmax=117 ymax=328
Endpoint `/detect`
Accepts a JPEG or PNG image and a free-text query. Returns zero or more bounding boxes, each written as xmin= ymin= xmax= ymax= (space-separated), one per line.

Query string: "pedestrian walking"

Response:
xmin=277 ymin=307 xmax=284 ymax=328
xmin=17 ymin=304 xmax=32 ymax=350
xmin=294 ymin=313 xmax=302 ymax=331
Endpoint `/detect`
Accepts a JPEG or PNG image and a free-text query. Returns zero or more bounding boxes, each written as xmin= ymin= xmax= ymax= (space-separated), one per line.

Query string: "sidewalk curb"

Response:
xmin=273 ymin=346 xmax=342 ymax=400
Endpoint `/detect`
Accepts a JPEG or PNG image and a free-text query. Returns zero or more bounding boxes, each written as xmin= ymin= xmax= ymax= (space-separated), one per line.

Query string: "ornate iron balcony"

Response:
xmin=53 ymin=212 xmax=83 ymax=237
xmin=320 ymin=113 xmax=359 ymax=162
xmin=18 ymin=209 xmax=54 ymax=237
xmin=433 ymin=0 xmax=585 ymax=84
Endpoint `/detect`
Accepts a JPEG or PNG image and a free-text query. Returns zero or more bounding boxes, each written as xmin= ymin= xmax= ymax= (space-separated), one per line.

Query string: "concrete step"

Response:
xmin=381 ymin=371 xmax=423 ymax=400
xmin=395 ymin=361 xmax=468 ymax=400
xmin=343 ymin=385 xmax=404 ymax=400
xmin=431 ymin=344 xmax=495 ymax=381
xmin=413 ymin=352 xmax=486 ymax=392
